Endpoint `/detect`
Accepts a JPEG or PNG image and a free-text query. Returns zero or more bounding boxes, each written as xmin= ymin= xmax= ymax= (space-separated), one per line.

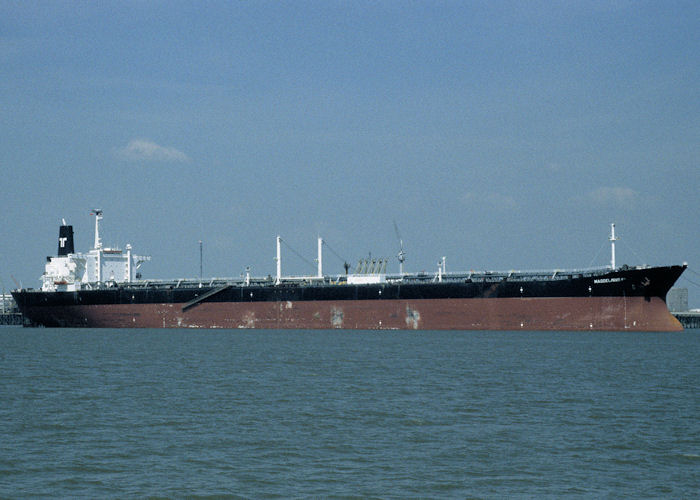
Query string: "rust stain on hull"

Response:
xmin=27 ymin=296 xmax=683 ymax=331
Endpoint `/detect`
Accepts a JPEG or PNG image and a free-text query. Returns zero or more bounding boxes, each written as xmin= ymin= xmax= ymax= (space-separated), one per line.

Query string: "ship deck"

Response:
xmin=59 ymin=265 xmax=637 ymax=291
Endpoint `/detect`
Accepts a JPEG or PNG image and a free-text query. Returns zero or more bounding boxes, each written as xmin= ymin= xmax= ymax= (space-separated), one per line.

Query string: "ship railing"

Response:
xmin=112 ymin=274 xmax=336 ymax=289
xmin=23 ymin=265 xmax=629 ymax=292
xmin=386 ymin=266 xmax=615 ymax=284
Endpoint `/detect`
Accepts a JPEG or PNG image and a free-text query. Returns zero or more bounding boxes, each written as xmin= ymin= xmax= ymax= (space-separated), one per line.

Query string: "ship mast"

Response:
xmin=609 ymin=223 xmax=618 ymax=270
xmin=275 ymin=235 xmax=282 ymax=284
xmin=91 ymin=209 xmax=103 ymax=250
xmin=394 ymin=221 xmax=406 ymax=275
xmin=317 ymin=236 xmax=323 ymax=278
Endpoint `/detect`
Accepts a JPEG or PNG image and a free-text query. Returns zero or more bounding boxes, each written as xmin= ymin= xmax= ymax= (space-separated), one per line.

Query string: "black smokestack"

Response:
xmin=58 ymin=225 xmax=75 ymax=256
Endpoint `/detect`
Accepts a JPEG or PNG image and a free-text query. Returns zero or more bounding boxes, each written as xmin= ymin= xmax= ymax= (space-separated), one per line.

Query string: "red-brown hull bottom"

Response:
xmin=26 ymin=296 xmax=683 ymax=331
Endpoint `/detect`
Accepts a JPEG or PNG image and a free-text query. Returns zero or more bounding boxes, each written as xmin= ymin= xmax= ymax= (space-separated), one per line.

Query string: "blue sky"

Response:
xmin=1 ymin=1 xmax=699 ymax=306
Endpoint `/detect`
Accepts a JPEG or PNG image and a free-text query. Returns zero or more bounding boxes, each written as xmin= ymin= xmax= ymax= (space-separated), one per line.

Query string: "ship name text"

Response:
xmin=593 ymin=278 xmax=625 ymax=284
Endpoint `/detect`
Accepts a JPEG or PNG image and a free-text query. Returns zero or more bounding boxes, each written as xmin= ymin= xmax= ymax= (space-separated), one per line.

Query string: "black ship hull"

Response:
xmin=13 ymin=265 xmax=686 ymax=331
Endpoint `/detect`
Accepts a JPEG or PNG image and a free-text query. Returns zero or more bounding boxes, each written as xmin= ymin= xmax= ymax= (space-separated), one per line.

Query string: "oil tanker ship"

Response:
xmin=12 ymin=211 xmax=686 ymax=331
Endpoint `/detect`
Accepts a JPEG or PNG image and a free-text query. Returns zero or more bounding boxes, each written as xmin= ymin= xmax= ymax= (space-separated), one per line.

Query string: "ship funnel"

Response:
xmin=57 ymin=224 xmax=75 ymax=256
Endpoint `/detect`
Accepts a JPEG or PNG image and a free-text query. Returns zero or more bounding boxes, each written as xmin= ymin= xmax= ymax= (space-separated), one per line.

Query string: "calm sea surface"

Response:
xmin=1 ymin=327 xmax=698 ymax=498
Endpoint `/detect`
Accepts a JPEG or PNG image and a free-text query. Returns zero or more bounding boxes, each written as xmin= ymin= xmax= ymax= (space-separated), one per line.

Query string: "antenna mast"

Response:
xmin=394 ymin=221 xmax=406 ymax=275
xmin=275 ymin=236 xmax=282 ymax=284
xmin=609 ymin=223 xmax=618 ymax=270
xmin=91 ymin=209 xmax=103 ymax=249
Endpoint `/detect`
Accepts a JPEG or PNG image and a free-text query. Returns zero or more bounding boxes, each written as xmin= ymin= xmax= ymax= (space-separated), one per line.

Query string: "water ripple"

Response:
xmin=1 ymin=327 xmax=699 ymax=498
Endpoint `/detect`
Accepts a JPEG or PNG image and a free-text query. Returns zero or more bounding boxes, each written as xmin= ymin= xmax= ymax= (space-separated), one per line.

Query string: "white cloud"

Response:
xmin=462 ymin=191 xmax=517 ymax=210
xmin=116 ymin=139 xmax=190 ymax=163
xmin=585 ymin=186 xmax=638 ymax=206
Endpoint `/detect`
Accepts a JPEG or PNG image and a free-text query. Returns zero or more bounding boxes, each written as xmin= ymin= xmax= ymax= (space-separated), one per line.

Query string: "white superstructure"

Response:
xmin=41 ymin=210 xmax=150 ymax=292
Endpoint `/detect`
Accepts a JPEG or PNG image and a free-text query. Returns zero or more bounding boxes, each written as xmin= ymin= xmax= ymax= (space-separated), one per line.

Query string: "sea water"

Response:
xmin=1 ymin=327 xmax=698 ymax=498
